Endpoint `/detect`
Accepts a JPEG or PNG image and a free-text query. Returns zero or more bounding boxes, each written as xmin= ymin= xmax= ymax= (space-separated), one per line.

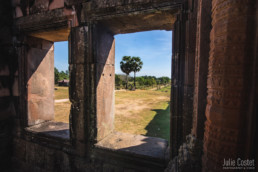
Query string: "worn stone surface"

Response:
xmin=192 ymin=0 xmax=211 ymax=140
xmin=26 ymin=121 xmax=69 ymax=139
xmin=170 ymin=0 xmax=198 ymax=157
xmin=0 ymin=1 xmax=18 ymax=171
xmin=27 ymin=38 xmax=54 ymax=126
xmin=202 ymin=0 xmax=257 ymax=171
xmin=165 ymin=134 xmax=203 ymax=172
xmin=94 ymin=24 xmax=115 ymax=141
xmin=96 ymin=132 xmax=168 ymax=160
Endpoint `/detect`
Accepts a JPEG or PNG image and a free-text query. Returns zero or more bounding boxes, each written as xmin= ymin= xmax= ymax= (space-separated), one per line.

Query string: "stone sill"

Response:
xmin=25 ymin=121 xmax=70 ymax=142
xmin=95 ymin=132 xmax=169 ymax=165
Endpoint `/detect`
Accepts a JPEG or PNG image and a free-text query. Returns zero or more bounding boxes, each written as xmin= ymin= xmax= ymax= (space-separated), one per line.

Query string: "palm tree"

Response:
xmin=131 ymin=57 xmax=143 ymax=89
xmin=120 ymin=56 xmax=133 ymax=89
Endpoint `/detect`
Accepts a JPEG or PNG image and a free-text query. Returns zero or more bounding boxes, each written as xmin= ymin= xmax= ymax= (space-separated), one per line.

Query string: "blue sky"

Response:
xmin=54 ymin=30 xmax=172 ymax=77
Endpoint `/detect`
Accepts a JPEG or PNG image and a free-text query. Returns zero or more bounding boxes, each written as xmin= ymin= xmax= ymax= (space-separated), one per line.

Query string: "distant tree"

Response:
xmin=54 ymin=67 xmax=59 ymax=84
xmin=54 ymin=67 xmax=69 ymax=85
xmin=144 ymin=78 xmax=152 ymax=86
xmin=137 ymin=77 xmax=145 ymax=86
xmin=151 ymin=78 xmax=156 ymax=87
xmin=115 ymin=74 xmax=122 ymax=86
xmin=131 ymin=57 xmax=143 ymax=89
xmin=120 ymin=56 xmax=134 ymax=89
xmin=59 ymin=71 xmax=68 ymax=81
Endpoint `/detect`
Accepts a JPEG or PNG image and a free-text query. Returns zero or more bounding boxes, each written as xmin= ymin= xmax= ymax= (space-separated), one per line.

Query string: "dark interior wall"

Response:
xmin=0 ymin=0 xmax=18 ymax=171
xmin=170 ymin=0 xmax=198 ymax=157
xmin=181 ymin=0 xmax=198 ymax=142
xmin=192 ymin=0 xmax=211 ymax=140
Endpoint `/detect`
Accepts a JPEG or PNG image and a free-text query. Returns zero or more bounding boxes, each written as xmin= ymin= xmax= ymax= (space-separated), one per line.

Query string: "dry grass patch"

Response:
xmin=54 ymin=86 xmax=69 ymax=100
xmin=54 ymin=86 xmax=171 ymax=141
xmin=54 ymin=101 xmax=71 ymax=123
xmin=115 ymin=89 xmax=170 ymax=140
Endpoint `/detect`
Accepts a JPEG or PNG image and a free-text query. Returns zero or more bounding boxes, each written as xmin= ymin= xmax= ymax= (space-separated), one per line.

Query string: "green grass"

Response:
xmin=158 ymin=85 xmax=171 ymax=93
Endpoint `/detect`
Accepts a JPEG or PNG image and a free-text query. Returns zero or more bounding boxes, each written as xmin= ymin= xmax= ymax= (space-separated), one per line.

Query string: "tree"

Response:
xmin=54 ymin=67 xmax=69 ymax=85
xmin=137 ymin=77 xmax=145 ymax=86
xmin=54 ymin=67 xmax=59 ymax=84
xmin=59 ymin=71 xmax=68 ymax=81
xmin=131 ymin=57 xmax=143 ymax=89
xmin=115 ymin=74 xmax=122 ymax=86
xmin=120 ymin=56 xmax=134 ymax=89
xmin=151 ymin=78 xmax=156 ymax=87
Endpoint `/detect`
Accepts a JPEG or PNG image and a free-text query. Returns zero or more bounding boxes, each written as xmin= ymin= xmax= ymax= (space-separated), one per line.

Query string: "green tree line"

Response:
xmin=54 ymin=67 xmax=69 ymax=84
xmin=115 ymin=74 xmax=170 ymax=90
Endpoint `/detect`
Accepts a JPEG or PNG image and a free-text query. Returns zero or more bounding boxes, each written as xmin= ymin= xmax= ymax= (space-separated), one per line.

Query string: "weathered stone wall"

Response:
xmin=10 ymin=1 xmax=182 ymax=172
xmin=13 ymin=0 xmax=66 ymax=18
xmin=26 ymin=37 xmax=54 ymax=126
xmin=1 ymin=0 xmax=257 ymax=171
xmin=192 ymin=0 xmax=211 ymax=141
xmin=0 ymin=1 xmax=18 ymax=171
xmin=202 ymin=0 xmax=257 ymax=170
xmin=170 ymin=0 xmax=198 ymax=158
xmin=94 ymin=24 xmax=115 ymax=141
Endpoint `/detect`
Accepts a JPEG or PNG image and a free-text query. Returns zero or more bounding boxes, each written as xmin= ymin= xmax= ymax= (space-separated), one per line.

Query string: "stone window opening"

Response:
xmin=91 ymin=10 xmax=177 ymax=166
xmin=24 ymin=36 xmax=70 ymax=140
xmin=18 ymin=4 xmax=184 ymax=169
xmin=113 ymin=30 xmax=172 ymax=142
xmin=53 ymin=41 xmax=71 ymax=124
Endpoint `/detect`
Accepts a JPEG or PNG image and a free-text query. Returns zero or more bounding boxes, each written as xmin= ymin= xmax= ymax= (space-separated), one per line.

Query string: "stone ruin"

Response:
xmin=0 ymin=0 xmax=257 ymax=171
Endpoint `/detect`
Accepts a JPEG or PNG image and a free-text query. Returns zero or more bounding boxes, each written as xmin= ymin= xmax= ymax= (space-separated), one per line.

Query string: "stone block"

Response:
xmin=15 ymin=6 xmax=23 ymax=18
xmin=70 ymin=101 xmax=85 ymax=142
xmin=94 ymin=26 xmax=115 ymax=65
xmin=12 ymin=0 xmax=20 ymax=7
xmin=69 ymin=64 xmax=85 ymax=101
xmin=30 ymin=0 xmax=50 ymax=14
xmin=0 ymin=65 xmax=9 ymax=76
xmin=69 ymin=26 xmax=88 ymax=64
xmin=96 ymin=132 xmax=168 ymax=160
xmin=27 ymin=42 xmax=54 ymax=125
xmin=12 ymin=76 xmax=19 ymax=96
xmin=49 ymin=0 xmax=64 ymax=10
xmin=0 ymin=84 xmax=10 ymax=97
xmin=96 ymin=63 xmax=114 ymax=141
xmin=103 ymin=164 xmax=123 ymax=172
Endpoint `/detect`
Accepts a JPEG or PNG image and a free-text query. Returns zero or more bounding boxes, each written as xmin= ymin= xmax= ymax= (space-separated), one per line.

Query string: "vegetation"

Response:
xmin=120 ymin=56 xmax=143 ymax=89
xmin=54 ymin=67 xmax=69 ymax=84
xmin=115 ymin=74 xmax=171 ymax=90
xmin=131 ymin=57 xmax=143 ymax=88
xmin=120 ymin=56 xmax=133 ymax=89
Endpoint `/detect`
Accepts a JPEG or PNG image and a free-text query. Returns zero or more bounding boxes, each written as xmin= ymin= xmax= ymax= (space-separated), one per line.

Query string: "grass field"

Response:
xmin=54 ymin=86 xmax=69 ymax=99
xmin=54 ymin=86 xmax=170 ymax=141
xmin=54 ymin=86 xmax=71 ymax=123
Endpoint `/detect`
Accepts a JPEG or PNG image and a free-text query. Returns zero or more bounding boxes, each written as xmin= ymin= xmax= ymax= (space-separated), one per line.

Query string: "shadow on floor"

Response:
xmin=144 ymin=102 xmax=170 ymax=141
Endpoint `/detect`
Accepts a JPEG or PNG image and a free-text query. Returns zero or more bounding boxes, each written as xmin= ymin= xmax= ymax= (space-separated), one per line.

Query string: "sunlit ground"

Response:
xmin=54 ymin=86 xmax=170 ymax=141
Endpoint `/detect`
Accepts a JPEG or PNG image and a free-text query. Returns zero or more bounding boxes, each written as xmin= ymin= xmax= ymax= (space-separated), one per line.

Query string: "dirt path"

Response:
xmin=55 ymin=99 xmax=69 ymax=103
